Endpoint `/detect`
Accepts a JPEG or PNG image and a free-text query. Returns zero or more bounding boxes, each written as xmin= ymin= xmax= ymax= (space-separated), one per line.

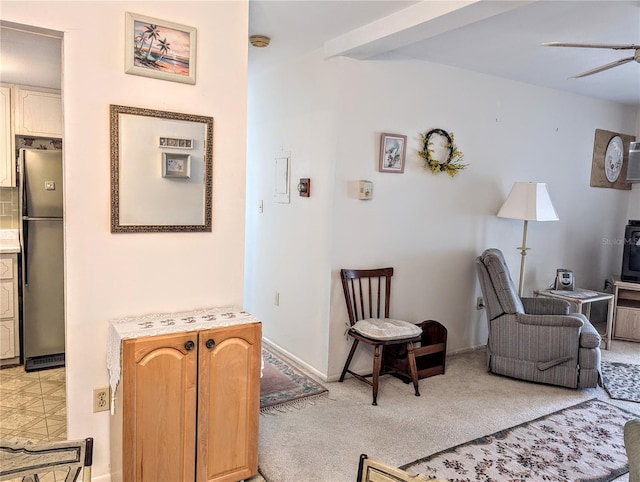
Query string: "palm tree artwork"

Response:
xmin=132 ymin=19 xmax=191 ymax=76
xmin=143 ymin=24 xmax=159 ymax=61
xmin=156 ymin=38 xmax=171 ymax=63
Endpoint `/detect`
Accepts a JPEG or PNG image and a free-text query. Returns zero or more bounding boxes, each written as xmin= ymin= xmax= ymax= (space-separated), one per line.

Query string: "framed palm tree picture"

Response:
xmin=125 ymin=12 xmax=197 ymax=85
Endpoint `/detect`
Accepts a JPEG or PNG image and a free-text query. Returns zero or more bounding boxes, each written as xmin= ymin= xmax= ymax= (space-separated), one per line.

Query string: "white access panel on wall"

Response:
xmin=274 ymin=155 xmax=290 ymax=203
xmin=627 ymin=142 xmax=640 ymax=183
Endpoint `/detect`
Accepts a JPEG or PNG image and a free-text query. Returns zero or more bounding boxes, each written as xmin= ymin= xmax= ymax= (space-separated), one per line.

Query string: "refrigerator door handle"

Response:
xmin=22 ymin=219 xmax=28 ymax=286
xmin=23 ymin=217 xmax=61 ymax=221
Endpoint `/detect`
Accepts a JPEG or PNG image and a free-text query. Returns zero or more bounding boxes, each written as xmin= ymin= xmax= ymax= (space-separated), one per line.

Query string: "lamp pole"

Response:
xmin=518 ymin=219 xmax=529 ymax=297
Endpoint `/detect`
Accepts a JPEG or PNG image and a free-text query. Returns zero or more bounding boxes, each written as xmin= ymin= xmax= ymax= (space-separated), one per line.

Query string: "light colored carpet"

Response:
xmin=249 ymin=338 xmax=639 ymax=482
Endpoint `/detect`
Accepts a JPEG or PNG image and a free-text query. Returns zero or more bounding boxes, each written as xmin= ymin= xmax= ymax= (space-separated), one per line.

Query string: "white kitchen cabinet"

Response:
xmin=0 ymin=254 xmax=19 ymax=362
xmin=13 ymin=86 xmax=62 ymax=138
xmin=0 ymin=85 xmax=14 ymax=187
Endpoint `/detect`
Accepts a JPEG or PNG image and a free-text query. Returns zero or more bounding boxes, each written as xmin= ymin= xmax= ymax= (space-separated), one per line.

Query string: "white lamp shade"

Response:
xmin=497 ymin=182 xmax=559 ymax=221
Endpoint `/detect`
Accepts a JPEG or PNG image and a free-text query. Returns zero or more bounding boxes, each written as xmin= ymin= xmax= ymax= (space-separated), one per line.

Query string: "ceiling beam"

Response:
xmin=324 ymin=0 xmax=535 ymax=60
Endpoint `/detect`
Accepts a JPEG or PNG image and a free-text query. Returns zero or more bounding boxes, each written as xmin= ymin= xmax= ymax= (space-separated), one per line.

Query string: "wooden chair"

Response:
xmin=339 ymin=268 xmax=422 ymax=405
xmin=0 ymin=438 xmax=93 ymax=482
xmin=357 ymin=454 xmax=449 ymax=482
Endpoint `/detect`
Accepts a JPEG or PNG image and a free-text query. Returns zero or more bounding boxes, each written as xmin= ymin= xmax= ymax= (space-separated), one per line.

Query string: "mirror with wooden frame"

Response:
xmin=110 ymin=104 xmax=213 ymax=233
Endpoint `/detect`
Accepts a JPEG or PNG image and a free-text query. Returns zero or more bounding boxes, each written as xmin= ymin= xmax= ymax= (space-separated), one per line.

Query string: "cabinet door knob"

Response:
xmin=205 ymin=339 xmax=215 ymax=350
xmin=184 ymin=340 xmax=195 ymax=351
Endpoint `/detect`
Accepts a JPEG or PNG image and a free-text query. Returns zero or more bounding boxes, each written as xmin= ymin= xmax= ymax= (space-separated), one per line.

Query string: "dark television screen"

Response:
xmin=629 ymin=230 xmax=640 ymax=271
xmin=622 ymin=221 xmax=640 ymax=282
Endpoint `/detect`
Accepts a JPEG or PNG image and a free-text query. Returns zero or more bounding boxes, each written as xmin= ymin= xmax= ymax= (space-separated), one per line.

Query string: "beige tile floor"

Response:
xmin=0 ymin=366 xmax=67 ymax=443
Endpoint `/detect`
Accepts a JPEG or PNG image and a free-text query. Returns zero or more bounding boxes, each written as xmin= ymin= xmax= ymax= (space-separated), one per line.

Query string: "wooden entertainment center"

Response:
xmin=613 ymin=279 xmax=640 ymax=342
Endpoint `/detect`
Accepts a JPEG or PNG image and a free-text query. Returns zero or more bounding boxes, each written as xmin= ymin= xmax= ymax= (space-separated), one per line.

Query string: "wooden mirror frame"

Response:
xmin=110 ymin=105 xmax=213 ymax=233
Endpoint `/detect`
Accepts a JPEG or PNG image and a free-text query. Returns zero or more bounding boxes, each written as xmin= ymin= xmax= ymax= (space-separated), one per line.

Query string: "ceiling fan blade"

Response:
xmin=570 ymin=56 xmax=635 ymax=78
xmin=543 ymin=41 xmax=640 ymax=50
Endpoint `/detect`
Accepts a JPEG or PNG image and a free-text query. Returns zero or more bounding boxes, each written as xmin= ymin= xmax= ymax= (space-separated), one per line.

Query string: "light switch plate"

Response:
xmin=359 ymin=180 xmax=373 ymax=200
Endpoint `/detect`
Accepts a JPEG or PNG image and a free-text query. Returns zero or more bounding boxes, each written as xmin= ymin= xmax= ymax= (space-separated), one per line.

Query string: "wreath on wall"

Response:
xmin=418 ymin=128 xmax=467 ymax=177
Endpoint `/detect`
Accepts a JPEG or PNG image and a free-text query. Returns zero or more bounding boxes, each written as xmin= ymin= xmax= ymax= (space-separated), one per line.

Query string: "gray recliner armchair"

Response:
xmin=475 ymin=248 xmax=601 ymax=388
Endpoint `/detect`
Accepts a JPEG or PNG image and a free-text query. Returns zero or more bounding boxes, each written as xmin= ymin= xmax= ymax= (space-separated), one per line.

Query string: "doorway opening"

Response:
xmin=0 ymin=20 xmax=66 ymax=442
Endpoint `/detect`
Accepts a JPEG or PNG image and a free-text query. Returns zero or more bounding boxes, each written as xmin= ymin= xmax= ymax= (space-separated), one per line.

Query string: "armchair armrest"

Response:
xmin=521 ymin=297 xmax=571 ymax=315
xmin=514 ymin=313 xmax=584 ymax=328
xmin=579 ymin=318 xmax=602 ymax=348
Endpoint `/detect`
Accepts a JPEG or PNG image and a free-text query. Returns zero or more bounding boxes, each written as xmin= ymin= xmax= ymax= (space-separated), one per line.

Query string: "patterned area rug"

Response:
xmin=601 ymin=360 xmax=640 ymax=403
xmin=400 ymin=399 xmax=636 ymax=482
xmin=260 ymin=346 xmax=329 ymax=414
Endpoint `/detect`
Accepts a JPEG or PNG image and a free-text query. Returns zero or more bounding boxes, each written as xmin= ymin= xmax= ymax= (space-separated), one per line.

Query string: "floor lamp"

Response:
xmin=497 ymin=182 xmax=559 ymax=297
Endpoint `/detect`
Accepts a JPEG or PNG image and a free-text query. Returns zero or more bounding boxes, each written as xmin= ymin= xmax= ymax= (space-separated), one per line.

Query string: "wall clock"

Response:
xmin=604 ymin=135 xmax=623 ymax=182
xmin=590 ymin=129 xmax=635 ymax=190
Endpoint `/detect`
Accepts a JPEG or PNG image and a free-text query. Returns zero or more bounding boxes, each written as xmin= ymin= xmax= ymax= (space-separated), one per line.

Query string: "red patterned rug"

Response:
xmin=400 ymin=399 xmax=636 ymax=481
xmin=260 ymin=346 xmax=328 ymax=414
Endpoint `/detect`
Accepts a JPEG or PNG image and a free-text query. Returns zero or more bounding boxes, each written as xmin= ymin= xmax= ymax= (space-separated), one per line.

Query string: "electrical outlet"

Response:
xmin=476 ymin=296 xmax=485 ymax=310
xmin=93 ymin=387 xmax=110 ymax=413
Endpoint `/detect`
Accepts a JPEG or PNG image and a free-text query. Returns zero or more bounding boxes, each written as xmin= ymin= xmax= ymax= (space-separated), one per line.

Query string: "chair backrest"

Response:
xmin=357 ymin=454 xmax=447 ymax=482
xmin=341 ymin=268 xmax=393 ymax=325
xmin=625 ymin=419 xmax=640 ymax=482
xmin=475 ymin=248 xmax=525 ymax=320
xmin=0 ymin=438 xmax=93 ymax=482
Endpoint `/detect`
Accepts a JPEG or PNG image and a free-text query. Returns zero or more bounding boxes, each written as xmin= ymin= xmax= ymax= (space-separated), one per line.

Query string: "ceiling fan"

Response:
xmin=542 ymin=42 xmax=640 ymax=78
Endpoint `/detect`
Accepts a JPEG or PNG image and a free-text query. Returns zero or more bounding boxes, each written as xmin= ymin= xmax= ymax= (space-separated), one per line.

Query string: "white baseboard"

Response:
xmin=91 ymin=473 xmax=111 ymax=482
xmin=262 ymin=337 xmax=487 ymax=383
xmin=262 ymin=337 xmax=330 ymax=382
xmin=448 ymin=344 xmax=486 ymax=356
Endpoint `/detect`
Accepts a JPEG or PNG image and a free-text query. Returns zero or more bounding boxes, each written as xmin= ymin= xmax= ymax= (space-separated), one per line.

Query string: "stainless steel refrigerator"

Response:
xmin=19 ymin=148 xmax=65 ymax=371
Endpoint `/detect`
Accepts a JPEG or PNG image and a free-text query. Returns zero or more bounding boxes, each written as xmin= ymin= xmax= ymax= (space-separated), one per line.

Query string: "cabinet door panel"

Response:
xmin=14 ymin=87 xmax=62 ymax=138
xmin=0 ymin=318 xmax=15 ymax=359
xmin=123 ymin=332 xmax=198 ymax=482
xmin=0 ymin=280 xmax=14 ymax=318
xmin=0 ymin=85 xmax=13 ymax=187
xmin=615 ymin=307 xmax=640 ymax=341
xmin=197 ymin=323 xmax=261 ymax=482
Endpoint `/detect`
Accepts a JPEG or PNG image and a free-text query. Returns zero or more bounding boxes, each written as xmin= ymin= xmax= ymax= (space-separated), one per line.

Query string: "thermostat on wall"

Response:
xmin=359 ymin=180 xmax=373 ymax=200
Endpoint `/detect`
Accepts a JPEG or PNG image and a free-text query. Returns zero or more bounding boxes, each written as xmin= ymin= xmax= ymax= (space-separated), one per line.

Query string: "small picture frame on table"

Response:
xmin=379 ymin=133 xmax=407 ymax=173
xmin=162 ymin=153 xmax=191 ymax=178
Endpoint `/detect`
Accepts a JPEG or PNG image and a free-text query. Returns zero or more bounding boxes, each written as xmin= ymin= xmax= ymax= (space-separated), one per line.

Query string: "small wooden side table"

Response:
xmin=612 ymin=279 xmax=640 ymax=342
xmin=533 ymin=289 xmax=614 ymax=350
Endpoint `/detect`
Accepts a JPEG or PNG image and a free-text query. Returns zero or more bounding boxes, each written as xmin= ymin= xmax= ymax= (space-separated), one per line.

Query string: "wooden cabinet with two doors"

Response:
xmin=110 ymin=321 xmax=261 ymax=482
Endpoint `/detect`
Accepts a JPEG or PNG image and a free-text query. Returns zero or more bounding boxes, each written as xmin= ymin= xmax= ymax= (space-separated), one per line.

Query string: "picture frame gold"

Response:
xmin=110 ymin=104 xmax=213 ymax=233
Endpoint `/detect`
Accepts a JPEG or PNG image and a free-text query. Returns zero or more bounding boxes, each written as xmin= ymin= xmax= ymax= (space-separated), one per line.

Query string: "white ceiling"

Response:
xmin=0 ymin=22 xmax=62 ymax=89
xmin=249 ymin=0 xmax=640 ymax=107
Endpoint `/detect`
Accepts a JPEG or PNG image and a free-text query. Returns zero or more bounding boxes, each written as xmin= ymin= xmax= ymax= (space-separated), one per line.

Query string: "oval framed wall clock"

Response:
xmin=590 ymin=129 xmax=634 ymax=190
xmin=604 ymin=135 xmax=624 ymax=182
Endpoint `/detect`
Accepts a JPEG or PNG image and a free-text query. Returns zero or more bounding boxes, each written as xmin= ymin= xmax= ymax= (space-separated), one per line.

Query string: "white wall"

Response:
xmin=2 ymin=2 xmax=248 ymax=479
xmin=628 ymin=111 xmax=640 ymax=220
xmin=245 ymin=49 xmax=638 ymax=381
